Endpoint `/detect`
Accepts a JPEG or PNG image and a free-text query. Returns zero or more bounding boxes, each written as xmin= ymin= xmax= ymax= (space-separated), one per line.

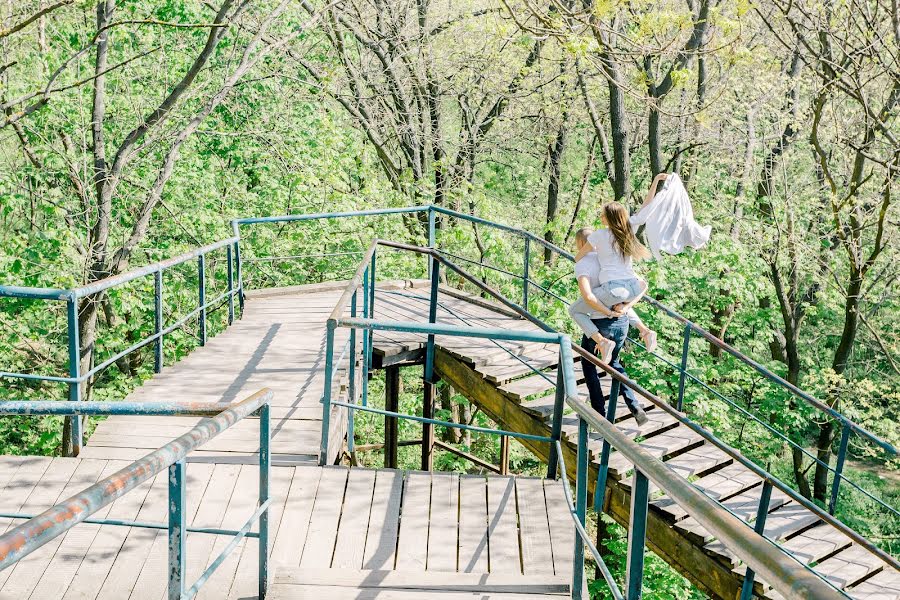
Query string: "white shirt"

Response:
xmin=630 ymin=173 xmax=711 ymax=258
xmin=574 ymin=251 xmax=601 ymax=285
xmin=586 ymin=228 xmax=637 ymax=284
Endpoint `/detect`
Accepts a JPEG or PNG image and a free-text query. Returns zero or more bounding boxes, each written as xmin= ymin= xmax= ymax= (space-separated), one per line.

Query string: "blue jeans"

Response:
xmin=581 ymin=315 xmax=638 ymax=415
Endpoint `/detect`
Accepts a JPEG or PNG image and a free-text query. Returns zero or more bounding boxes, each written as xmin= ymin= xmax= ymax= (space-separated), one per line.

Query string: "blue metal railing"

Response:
xmin=0 ymin=389 xmax=272 ymax=599
xmin=319 ymin=241 xmax=852 ymax=600
xmin=0 ymin=238 xmax=240 ymax=454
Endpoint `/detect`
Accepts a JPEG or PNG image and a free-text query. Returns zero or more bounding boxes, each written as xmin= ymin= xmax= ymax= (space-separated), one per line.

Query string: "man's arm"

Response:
xmin=577 ymin=275 xmax=620 ymax=317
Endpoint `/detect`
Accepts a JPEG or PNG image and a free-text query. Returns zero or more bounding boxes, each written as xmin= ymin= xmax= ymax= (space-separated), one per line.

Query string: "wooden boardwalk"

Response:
xmin=0 ymin=456 xmax=572 ymax=599
xmin=1 ymin=281 xmax=895 ymax=598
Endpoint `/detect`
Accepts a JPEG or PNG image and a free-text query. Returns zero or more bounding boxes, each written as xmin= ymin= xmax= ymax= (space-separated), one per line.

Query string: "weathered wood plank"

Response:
xmin=271 ymin=465 xmax=322 ymax=567
xmin=544 ymin=480 xmax=575 ymax=578
xmin=486 ymin=477 xmax=520 ymax=574
xmin=395 ymin=471 xmax=431 ymax=571
xmin=299 ymin=467 xmax=349 ymax=569
xmin=362 ymin=469 xmax=403 ymax=570
xmin=427 ymin=472 xmax=459 ymax=572
xmin=458 ymin=475 xmax=489 ymax=574
xmin=515 ymin=478 xmax=554 ymax=576
xmin=331 ymin=468 xmax=377 ymax=569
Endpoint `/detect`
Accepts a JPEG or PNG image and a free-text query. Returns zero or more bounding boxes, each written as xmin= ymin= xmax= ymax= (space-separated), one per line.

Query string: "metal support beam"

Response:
xmin=258 ymin=403 xmax=270 ymax=599
xmin=226 ymin=244 xmax=234 ymax=325
xmin=318 ymin=322 xmax=336 ymax=466
xmin=154 ymin=269 xmax=163 ymax=373
xmin=198 ymin=254 xmax=207 ymax=346
xmin=676 ymin=323 xmax=691 ymax=411
xmin=385 ymin=365 xmax=400 ymax=469
xmin=422 ymin=260 xmax=440 ymax=471
xmin=66 ymin=295 xmax=81 ymax=456
xmin=547 ymin=361 xmax=566 ymax=479
xmin=739 ymin=481 xmax=773 ymax=600
xmin=167 ymin=460 xmax=186 ymax=600
xmin=829 ymin=424 xmax=851 ymax=515
xmin=499 ymin=435 xmax=510 ymax=475
xmin=422 ymin=381 xmax=434 ymax=471
xmin=348 ymin=291 xmax=358 ymax=455
xmin=594 ymin=379 xmax=620 ymax=511
xmin=625 ymin=470 xmax=649 ymax=600
xmin=573 ymin=416 xmax=589 ymax=600
xmin=522 ymin=237 xmax=531 ymax=311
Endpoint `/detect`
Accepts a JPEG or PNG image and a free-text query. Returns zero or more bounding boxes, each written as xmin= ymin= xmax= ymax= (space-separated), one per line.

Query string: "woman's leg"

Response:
xmin=595 ymin=317 xmax=648 ymax=424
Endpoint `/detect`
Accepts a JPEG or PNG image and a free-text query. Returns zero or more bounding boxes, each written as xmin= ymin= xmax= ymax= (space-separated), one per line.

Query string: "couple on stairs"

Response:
xmin=567 ymin=172 xmax=711 ymax=427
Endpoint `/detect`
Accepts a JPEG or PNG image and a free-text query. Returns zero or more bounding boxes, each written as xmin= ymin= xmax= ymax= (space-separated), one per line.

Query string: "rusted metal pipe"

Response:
xmin=0 ymin=389 xmax=272 ymax=570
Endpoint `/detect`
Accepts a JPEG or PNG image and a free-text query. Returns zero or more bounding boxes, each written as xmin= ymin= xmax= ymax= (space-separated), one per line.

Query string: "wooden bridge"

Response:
xmin=0 ymin=278 xmax=897 ymax=598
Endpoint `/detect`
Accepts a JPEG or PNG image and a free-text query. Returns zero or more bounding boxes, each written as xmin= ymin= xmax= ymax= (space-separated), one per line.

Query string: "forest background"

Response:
xmin=0 ymin=1 xmax=897 ymax=597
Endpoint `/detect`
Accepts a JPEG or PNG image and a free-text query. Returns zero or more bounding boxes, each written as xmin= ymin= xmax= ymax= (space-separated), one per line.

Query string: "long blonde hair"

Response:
xmin=603 ymin=202 xmax=650 ymax=260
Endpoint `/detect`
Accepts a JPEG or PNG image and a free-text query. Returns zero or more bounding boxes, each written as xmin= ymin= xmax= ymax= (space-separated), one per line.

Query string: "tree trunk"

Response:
xmin=545 ymin=114 xmax=568 ymax=263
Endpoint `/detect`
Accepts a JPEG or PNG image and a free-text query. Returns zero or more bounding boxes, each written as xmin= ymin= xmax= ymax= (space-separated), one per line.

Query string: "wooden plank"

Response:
xmin=515 ymin=478 xmax=554 ymax=576
xmin=675 ymin=486 xmax=790 ymax=545
xmin=846 ymin=568 xmax=900 ymax=599
xmin=605 ymin=427 xmax=705 ymax=479
xmin=457 ymin=475 xmax=489 ymax=574
xmin=194 ymin=464 xmax=259 ymax=600
xmin=61 ymin=467 xmax=158 ymax=600
xmin=543 ymin=480 xmax=575 ymax=578
xmin=93 ymin=472 xmax=169 ymax=600
xmin=395 ymin=471 xmax=431 ymax=571
xmin=271 ymin=466 xmax=323 ymax=567
xmin=427 ymin=472 xmax=459 ymax=572
xmin=0 ymin=457 xmax=79 ymax=589
xmin=652 ymin=463 xmax=759 ymax=522
xmin=767 ymin=522 xmax=853 ymax=566
xmin=2 ymin=458 xmax=106 ymax=598
xmin=486 ymin=477 xmax=520 ymax=574
xmin=299 ymin=467 xmax=349 ymax=569
xmin=331 ymin=468 xmax=377 ymax=569
xmin=226 ymin=465 xmax=296 ymax=600
xmin=705 ymin=502 xmax=821 ymax=565
xmin=362 ymin=470 xmax=403 ymax=570
xmin=128 ymin=463 xmax=215 ymax=600
xmin=498 ymin=371 xmax=559 ymax=401
xmin=811 ymin=545 xmax=888 ymax=590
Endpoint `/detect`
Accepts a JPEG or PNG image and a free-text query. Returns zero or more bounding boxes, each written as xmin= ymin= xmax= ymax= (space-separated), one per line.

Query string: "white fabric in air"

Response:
xmin=630 ymin=173 xmax=711 ymax=259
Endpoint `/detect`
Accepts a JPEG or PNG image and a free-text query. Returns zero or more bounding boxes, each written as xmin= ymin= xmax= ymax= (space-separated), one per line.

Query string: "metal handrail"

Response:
xmin=0 ymin=389 xmax=272 ymax=599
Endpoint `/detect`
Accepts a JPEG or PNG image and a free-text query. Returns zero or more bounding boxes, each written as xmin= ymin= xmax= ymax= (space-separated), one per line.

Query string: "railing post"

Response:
xmin=348 ymin=291 xmax=358 ymax=456
xmin=573 ymin=416 xmax=589 ymax=600
xmin=385 ymin=365 xmax=400 ymax=469
xmin=319 ymin=321 xmax=336 ymax=466
xmin=66 ymin=294 xmax=82 ymax=456
xmin=198 ymin=254 xmax=207 ymax=346
xmin=226 ymin=244 xmax=234 ymax=326
xmin=167 ymin=460 xmax=186 ymax=600
xmin=594 ymin=379 xmax=619 ymax=511
xmin=739 ymin=481 xmax=773 ymax=600
xmin=625 ymin=469 xmax=649 ymax=600
xmin=154 ymin=269 xmax=163 ymax=374
xmin=368 ymin=249 xmax=376 ymax=371
xmin=676 ymin=323 xmax=691 ymax=411
xmin=258 ymin=403 xmax=270 ymax=600
xmin=547 ymin=360 xmax=566 ymax=479
xmin=499 ymin=435 xmax=510 ymax=475
xmin=829 ymin=423 xmax=851 ymax=515
xmin=522 ymin=237 xmax=531 ymax=311
xmin=362 ymin=267 xmax=370 ymax=407
xmin=234 ymin=239 xmax=244 ymax=315
xmin=427 ymin=206 xmax=436 ymax=278
xmin=422 ymin=260 xmax=440 ymax=471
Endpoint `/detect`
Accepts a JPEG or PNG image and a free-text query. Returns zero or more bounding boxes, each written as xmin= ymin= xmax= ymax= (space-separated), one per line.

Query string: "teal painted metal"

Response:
xmin=198 ymin=255 xmax=207 ymax=346
xmin=554 ymin=439 xmax=625 ymax=600
xmin=361 ymin=266 xmax=370 ymax=407
xmin=594 ymin=379 xmax=620 ymax=512
xmin=547 ymin=361 xmax=566 ymax=480
xmin=329 ymin=400 xmax=553 ymax=443
xmin=625 ymin=470 xmax=649 ymax=600
xmin=676 ymin=322 xmax=691 ymax=411
xmin=168 ymin=460 xmax=186 ymax=600
xmin=427 ymin=206 xmax=436 ymax=278
xmin=227 ymin=244 xmax=234 ymax=325
xmin=829 ymin=423 xmax=851 ymax=515
xmin=0 ymin=511 xmax=261 ymax=537
xmin=319 ymin=321 xmax=336 ymax=466
xmin=739 ymin=481 xmax=773 ymax=600
xmin=424 ymin=261 xmax=440 ymax=384
xmin=522 ymin=237 xmax=530 ymax=310
xmin=348 ymin=291 xmax=358 ymax=454
xmin=0 ymin=400 xmax=264 ymax=416
xmin=337 ymin=317 xmax=561 ymax=344
xmin=258 ymin=402 xmax=270 ymax=599
xmin=155 ymin=269 xmax=164 ymax=373
xmin=66 ymin=294 xmax=81 ymax=455
xmin=0 ymin=389 xmax=272 ymax=589
xmin=574 ymin=416 xmax=589 ymax=600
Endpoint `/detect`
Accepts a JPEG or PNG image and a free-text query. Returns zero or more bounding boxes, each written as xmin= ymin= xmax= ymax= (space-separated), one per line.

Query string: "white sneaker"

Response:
xmin=596 ymin=338 xmax=615 ymax=364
